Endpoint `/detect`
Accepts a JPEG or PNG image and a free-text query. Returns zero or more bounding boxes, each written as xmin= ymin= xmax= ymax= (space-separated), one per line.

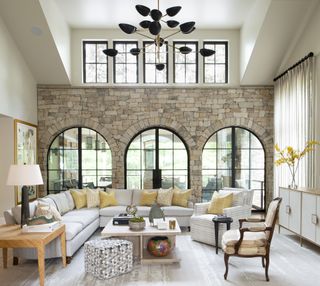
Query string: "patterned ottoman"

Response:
xmin=84 ymin=239 xmax=133 ymax=279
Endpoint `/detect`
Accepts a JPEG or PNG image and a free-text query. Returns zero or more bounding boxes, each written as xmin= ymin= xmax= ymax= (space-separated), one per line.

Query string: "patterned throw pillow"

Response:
xmin=207 ymin=192 xmax=233 ymax=214
xmin=70 ymin=189 xmax=87 ymax=209
xmin=172 ymin=188 xmax=191 ymax=207
xmin=140 ymin=190 xmax=158 ymax=206
xmin=99 ymin=190 xmax=118 ymax=208
xmin=86 ymin=188 xmax=100 ymax=208
xmin=157 ymin=188 xmax=174 ymax=206
xmin=35 ymin=202 xmax=62 ymax=221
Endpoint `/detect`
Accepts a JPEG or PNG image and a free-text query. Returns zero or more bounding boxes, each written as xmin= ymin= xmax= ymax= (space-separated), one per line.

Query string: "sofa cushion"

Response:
xmin=86 ymin=188 xmax=100 ymax=208
xmin=157 ymin=188 xmax=174 ymax=206
xmin=100 ymin=190 xmax=118 ymax=208
xmin=64 ymin=190 xmax=75 ymax=210
xmin=140 ymin=190 xmax=157 ymax=206
xmin=99 ymin=206 xmax=127 ymax=216
xmin=11 ymin=200 xmax=38 ymax=224
xmin=62 ymin=208 xmax=99 ymax=228
xmin=136 ymin=206 xmax=151 ymax=217
xmin=70 ymin=189 xmax=87 ymax=209
xmin=162 ymin=206 xmax=194 ymax=217
xmin=64 ymin=222 xmax=83 ymax=241
xmin=172 ymin=189 xmax=191 ymax=207
xmin=47 ymin=193 xmax=70 ymax=214
xmin=107 ymin=188 xmax=132 ymax=206
xmin=132 ymin=189 xmax=157 ymax=205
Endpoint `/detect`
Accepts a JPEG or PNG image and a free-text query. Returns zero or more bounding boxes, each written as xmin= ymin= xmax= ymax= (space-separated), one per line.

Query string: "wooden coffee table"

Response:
xmin=0 ymin=224 xmax=67 ymax=286
xmin=101 ymin=217 xmax=181 ymax=264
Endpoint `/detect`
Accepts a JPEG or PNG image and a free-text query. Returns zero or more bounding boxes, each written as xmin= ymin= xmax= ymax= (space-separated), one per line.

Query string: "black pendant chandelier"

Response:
xmin=103 ymin=0 xmax=215 ymax=71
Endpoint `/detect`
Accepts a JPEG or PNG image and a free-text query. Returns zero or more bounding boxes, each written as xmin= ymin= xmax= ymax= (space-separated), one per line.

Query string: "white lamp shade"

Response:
xmin=6 ymin=164 xmax=44 ymax=186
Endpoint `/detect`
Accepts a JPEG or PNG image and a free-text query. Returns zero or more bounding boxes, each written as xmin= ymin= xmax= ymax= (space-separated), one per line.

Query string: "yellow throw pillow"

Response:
xmin=208 ymin=192 xmax=233 ymax=214
xmin=99 ymin=191 xmax=118 ymax=208
xmin=86 ymin=188 xmax=100 ymax=208
xmin=157 ymin=188 xmax=174 ymax=206
xmin=70 ymin=189 xmax=87 ymax=209
xmin=172 ymin=189 xmax=191 ymax=207
xmin=140 ymin=191 xmax=157 ymax=206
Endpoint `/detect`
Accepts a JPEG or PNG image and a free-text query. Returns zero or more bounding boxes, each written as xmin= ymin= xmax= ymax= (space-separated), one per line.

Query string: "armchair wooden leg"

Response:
xmin=13 ymin=256 xmax=19 ymax=266
xmin=265 ymin=254 xmax=270 ymax=281
xmin=66 ymin=256 xmax=72 ymax=264
xmin=224 ymin=253 xmax=229 ymax=280
xmin=262 ymin=257 xmax=265 ymax=268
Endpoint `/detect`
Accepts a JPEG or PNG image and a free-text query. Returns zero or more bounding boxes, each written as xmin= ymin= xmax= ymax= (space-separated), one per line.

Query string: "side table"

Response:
xmin=0 ymin=224 xmax=67 ymax=286
xmin=212 ymin=216 xmax=233 ymax=254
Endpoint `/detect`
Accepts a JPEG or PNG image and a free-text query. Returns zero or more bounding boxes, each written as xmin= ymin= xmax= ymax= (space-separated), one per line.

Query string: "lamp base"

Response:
xmin=21 ymin=186 xmax=30 ymax=228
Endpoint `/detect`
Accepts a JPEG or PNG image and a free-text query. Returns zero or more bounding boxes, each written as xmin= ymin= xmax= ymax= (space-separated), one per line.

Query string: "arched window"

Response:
xmin=125 ymin=127 xmax=189 ymax=189
xmin=47 ymin=127 xmax=112 ymax=193
xmin=202 ymin=127 xmax=265 ymax=210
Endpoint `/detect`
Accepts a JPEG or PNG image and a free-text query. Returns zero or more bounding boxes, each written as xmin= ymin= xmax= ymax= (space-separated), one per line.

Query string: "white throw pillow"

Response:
xmin=107 ymin=188 xmax=133 ymax=206
xmin=47 ymin=193 xmax=70 ymax=214
xmin=86 ymin=188 xmax=100 ymax=208
xmin=64 ymin=190 xmax=75 ymax=210
xmin=11 ymin=200 xmax=38 ymax=224
xmin=35 ymin=202 xmax=62 ymax=221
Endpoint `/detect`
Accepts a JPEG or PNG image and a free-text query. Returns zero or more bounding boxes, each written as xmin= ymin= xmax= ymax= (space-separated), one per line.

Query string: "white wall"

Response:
xmin=0 ymin=116 xmax=14 ymax=221
xmin=39 ymin=0 xmax=71 ymax=79
xmin=71 ymin=28 xmax=240 ymax=87
xmin=280 ymin=1 xmax=320 ymax=187
xmin=0 ymin=15 xmax=37 ymax=124
xmin=240 ymin=0 xmax=271 ymax=80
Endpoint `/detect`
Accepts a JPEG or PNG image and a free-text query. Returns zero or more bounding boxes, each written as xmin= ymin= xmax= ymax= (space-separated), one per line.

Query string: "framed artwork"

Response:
xmin=14 ymin=120 xmax=38 ymax=205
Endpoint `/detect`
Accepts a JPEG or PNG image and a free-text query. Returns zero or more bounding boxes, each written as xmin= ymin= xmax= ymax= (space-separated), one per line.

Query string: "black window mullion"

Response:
xmin=231 ymin=127 xmax=236 ymax=187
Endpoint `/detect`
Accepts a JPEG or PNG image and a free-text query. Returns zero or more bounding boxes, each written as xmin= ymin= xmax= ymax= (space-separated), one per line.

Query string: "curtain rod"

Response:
xmin=273 ymin=52 xmax=314 ymax=82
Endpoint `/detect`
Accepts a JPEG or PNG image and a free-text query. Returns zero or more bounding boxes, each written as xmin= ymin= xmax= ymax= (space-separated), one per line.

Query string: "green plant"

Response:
xmin=129 ymin=216 xmax=145 ymax=223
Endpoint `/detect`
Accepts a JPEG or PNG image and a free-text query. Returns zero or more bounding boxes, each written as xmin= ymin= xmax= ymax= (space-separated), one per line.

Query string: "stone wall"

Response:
xmin=37 ymin=86 xmax=274 ymax=206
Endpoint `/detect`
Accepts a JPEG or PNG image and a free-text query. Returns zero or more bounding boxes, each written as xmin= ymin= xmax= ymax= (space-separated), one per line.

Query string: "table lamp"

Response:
xmin=6 ymin=164 xmax=44 ymax=227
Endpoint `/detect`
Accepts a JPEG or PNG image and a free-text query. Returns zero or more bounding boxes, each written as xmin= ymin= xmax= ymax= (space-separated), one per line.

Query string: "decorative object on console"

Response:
xmin=147 ymin=236 xmax=172 ymax=257
xmin=149 ymin=203 xmax=165 ymax=225
xmin=113 ymin=213 xmax=134 ymax=225
xmin=6 ymin=164 xmax=44 ymax=227
xmin=274 ymin=141 xmax=320 ymax=189
xmin=102 ymin=0 xmax=215 ymax=71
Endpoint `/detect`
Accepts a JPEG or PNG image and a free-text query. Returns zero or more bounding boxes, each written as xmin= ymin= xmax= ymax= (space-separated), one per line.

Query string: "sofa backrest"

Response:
xmin=107 ymin=188 xmax=133 ymax=205
xmin=218 ymin=188 xmax=253 ymax=207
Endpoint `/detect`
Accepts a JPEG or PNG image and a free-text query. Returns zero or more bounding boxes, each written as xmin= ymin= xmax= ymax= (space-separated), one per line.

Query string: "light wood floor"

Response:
xmin=0 ymin=228 xmax=320 ymax=286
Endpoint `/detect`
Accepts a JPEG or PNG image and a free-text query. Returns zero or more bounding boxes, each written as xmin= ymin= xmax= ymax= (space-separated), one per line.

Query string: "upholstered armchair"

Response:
xmin=190 ymin=188 xmax=254 ymax=247
xmin=222 ymin=197 xmax=282 ymax=281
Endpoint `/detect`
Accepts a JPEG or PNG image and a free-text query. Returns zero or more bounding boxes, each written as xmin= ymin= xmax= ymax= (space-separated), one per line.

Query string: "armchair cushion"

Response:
xmin=208 ymin=192 xmax=233 ymax=214
xmin=222 ymin=229 xmax=267 ymax=255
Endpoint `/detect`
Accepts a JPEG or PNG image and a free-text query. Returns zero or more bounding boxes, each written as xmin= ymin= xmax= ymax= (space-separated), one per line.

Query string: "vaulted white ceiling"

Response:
xmin=0 ymin=0 xmax=318 ymax=86
xmin=54 ymin=0 xmax=257 ymax=29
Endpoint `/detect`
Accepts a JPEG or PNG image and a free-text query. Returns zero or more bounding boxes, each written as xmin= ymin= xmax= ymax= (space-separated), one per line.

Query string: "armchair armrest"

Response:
xmin=193 ymin=202 xmax=210 ymax=216
xmin=239 ymin=216 xmax=265 ymax=228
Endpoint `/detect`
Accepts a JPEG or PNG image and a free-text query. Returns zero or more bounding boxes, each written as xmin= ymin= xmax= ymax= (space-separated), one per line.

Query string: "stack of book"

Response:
xmin=22 ymin=221 xmax=61 ymax=233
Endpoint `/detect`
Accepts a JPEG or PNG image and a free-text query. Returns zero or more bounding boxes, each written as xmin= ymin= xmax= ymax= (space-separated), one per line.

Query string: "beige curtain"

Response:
xmin=274 ymin=56 xmax=316 ymax=195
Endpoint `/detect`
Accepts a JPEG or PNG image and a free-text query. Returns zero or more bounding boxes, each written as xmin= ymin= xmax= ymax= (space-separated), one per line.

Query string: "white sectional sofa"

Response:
xmin=3 ymin=188 xmax=194 ymax=261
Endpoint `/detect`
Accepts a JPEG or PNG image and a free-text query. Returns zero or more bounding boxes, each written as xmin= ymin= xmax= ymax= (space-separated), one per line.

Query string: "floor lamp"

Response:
xmin=6 ymin=164 xmax=43 ymax=227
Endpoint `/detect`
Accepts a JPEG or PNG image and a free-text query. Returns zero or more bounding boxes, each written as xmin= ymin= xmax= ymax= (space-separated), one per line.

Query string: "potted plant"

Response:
xmin=129 ymin=216 xmax=146 ymax=231
xmin=274 ymin=140 xmax=319 ymax=189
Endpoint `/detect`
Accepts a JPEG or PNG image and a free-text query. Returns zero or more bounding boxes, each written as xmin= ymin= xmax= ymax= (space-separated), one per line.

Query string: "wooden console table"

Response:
xmin=0 ymin=224 xmax=67 ymax=286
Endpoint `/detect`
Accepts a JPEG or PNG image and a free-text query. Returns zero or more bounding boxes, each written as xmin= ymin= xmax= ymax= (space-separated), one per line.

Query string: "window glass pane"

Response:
xmin=204 ymin=65 xmax=214 ymax=83
xmin=98 ymin=150 xmax=112 ymax=170
xmin=156 ymin=67 xmax=167 ymax=83
xmin=82 ymin=150 xmax=97 ymax=169
xmin=63 ymin=170 xmax=78 ymax=184
xmin=97 ymin=64 xmax=107 ymax=82
xmin=204 ymin=134 xmax=217 ymax=149
xmin=235 ymin=169 xmax=249 ymax=189
xmin=142 ymin=150 xmax=155 ymax=169
xmin=82 ymin=128 xmax=96 ymax=149
xmin=217 ymin=170 xmax=232 ymax=188
xmin=126 ymin=64 xmax=137 ymax=83
xmin=251 ymin=150 xmax=265 ymax=169
xmin=129 ymin=135 xmax=140 ymax=149
xmin=85 ymin=64 xmax=96 ymax=83
xmin=127 ymin=150 xmax=141 ymax=169
xmin=236 ymin=128 xmax=249 ymax=148
xmin=186 ymin=64 xmax=197 ymax=83
xmin=127 ymin=171 xmax=141 ymax=189
xmin=216 ymin=65 xmax=226 ymax=83
xmin=145 ymin=65 xmax=155 ymax=83
xmin=98 ymin=171 xmax=112 ymax=188
xmin=202 ymin=149 xmax=216 ymax=169
xmin=251 ymin=134 xmax=263 ymax=149
xmin=217 ymin=128 xmax=232 ymax=148
xmin=186 ymin=46 xmax=196 ymax=63
xmin=159 ymin=149 xmax=173 ymax=169
xmin=174 ymin=149 xmax=188 ymax=169
xmin=64 ymin=150 xmax=78 ymax=169
xmin=48 ymin=171 xmax=64 ymax=191
xmin=115 ymin=64 xmax=125 ymax=83
xmin=175 ymin=64 xmax=185 ymax=83
xmin=97 ymin=44 xmax=107 ymax=63
xmin=51 ymin=134 xmax=64 ymax=149
xmin=159 ymin=129 xmax=173 ymax=149
xmin=174 ymin=134 xmax=185 ymax=149
xmin=97 ymin=134 xmax=110 ymax=150
xmin=141 ymin=130 xmax=156 ymax=149
xmin=85 ymin=44 xmax=96 ymax=62
xmin=175 ymin=51 xmax=185 ymax=63
xmin=48 ymin=150 xmax=63 ymax=170
xmin=142 ymin=170 xmax=153 ymax=189
xmin=64 ymin=129 xmax=78 ymax=149
xmin=215 ymin=44 xmax=226 ymax=63
xmin=235 ymin=149 xmax=249 ymax=169
xmin=217 ymin=149 xmax=232 ymax=169
xmin=82 ymin=170 xmax=97 ymax=188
